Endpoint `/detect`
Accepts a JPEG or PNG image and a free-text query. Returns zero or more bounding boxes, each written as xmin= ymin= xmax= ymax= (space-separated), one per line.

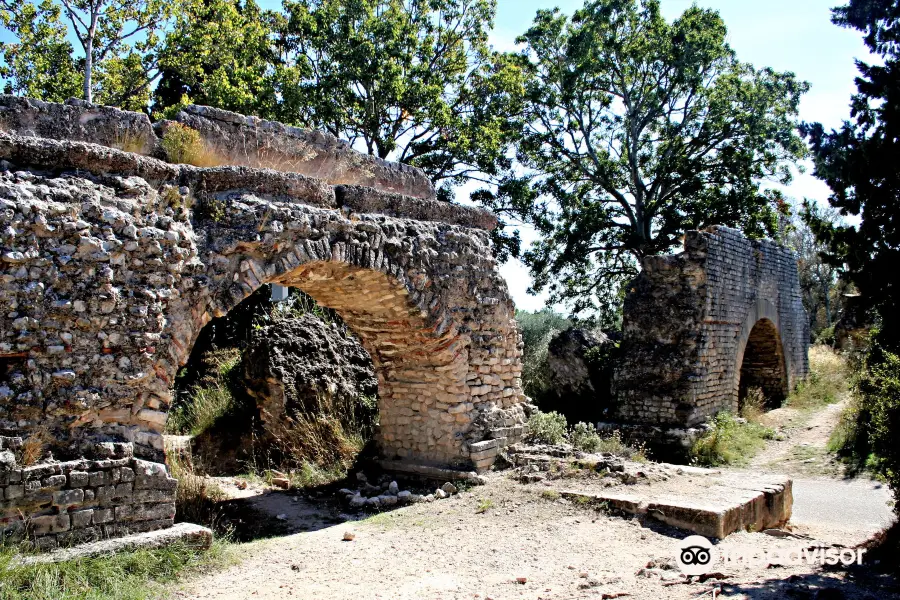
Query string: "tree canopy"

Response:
xmin=272 ymin=0 xmax=526 ymax=201
xmin=480 ymin=0 xmax=808 ymax=321
xmin=154 ymin=0 xmax=280 ymax=119
xmin=803 ymin=0 xmax=900 ymax=348
xmin=1 ymin=0 xmax=179 ymax=109
xmin=784 ymin=201 xmax=848 ymax=339
xmin=0 ymin=0 xmax=82 ymax=101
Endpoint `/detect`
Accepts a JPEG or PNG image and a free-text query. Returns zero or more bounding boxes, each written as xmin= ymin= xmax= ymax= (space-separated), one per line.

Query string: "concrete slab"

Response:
xmin=561 ymin=473 xmax=792 ymax=539
xmin=19 ymin=522 xmax=213 ymax=565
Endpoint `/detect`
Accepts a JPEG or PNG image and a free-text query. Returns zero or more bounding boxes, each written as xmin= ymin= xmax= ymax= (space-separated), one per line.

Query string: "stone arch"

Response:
xmin=188 ymin=250 xmax=474 ymax=467
xmin=735 ymin=317 xmax=788 ymax=409
xmin=614 ymin=226 xmax=809 ymax=428
xmin=0 ymin=119 xmax=528 ymax=473
xmin=160 ymin=195 xmax=528 ymax=471
xmin=174 ymin=200 xmax=527 ymax=470
xmin=0 ymin=97 xmax=529 ymax=549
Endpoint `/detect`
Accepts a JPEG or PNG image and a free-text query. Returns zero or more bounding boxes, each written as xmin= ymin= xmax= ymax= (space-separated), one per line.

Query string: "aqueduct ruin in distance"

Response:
xmin=0 ymin=97 xmax=807 ymax=548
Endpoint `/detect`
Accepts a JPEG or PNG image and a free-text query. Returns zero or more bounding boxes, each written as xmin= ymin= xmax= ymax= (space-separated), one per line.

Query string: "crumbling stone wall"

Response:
xmin=0 ymin=96 xmax=158 ymax=156
xmin=614 ymin=226 xmax=809 ymax=427
xmin=167 ymin=105 xmax=435 ymax=199
xmin=0 ymin=441 xmax=177 ymax=550
xmin=242 ymin=313 xmax=378 ymax=432
xmin=0 ymin=97 xmax=526 ymax=476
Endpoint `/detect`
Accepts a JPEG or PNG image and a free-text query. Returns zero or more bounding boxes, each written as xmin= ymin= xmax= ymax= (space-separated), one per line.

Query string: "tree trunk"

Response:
xmin=84 ymin=44 xmax=93 ymax=103
xmin=84 ymin=5 xmax=99 ymax=104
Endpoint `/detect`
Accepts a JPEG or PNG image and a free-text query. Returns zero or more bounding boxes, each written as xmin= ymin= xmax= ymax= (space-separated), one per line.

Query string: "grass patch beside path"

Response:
xmin=787 ymin=345 xmax=850 ymax=410
xmin=690 ymin=412 xmax=776 ymax=467
xmin=0 ymin=539 xmax=233 ymax=600
xmin=691 ymin=345 xmax=852 ymax=467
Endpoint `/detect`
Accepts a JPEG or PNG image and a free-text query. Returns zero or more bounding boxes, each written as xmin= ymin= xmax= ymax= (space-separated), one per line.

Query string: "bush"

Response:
xmin=267 ymin=399 xmax=373 ymax=471
xmin=827 ymin=340 xmax=900 ymax=508
xmin=588 ymin=429 xmax=648 ymax=462
xmin=691 ymin=411 xmax=776 ymax=467
xmin=569 ymin=421 xmax=603 ymax=452
xmin=161 ymin=123 xmax=218 ymax=166
xmin=816 ymin=325 xmax=836 ymax=346
xmin=525 ymin=410 xmax=568 ymax=444
xmin=856 ymin=346 xmax=900 ymax=509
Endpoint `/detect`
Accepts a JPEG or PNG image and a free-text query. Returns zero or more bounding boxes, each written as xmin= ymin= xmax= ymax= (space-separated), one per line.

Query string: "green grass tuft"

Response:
xmin=0 ymin=540 xmax=231 ymax=600
xmin=691 ymin=411 xmax=776 ymax=467
xmin=167 ymin=350 xmax=241 ymax=437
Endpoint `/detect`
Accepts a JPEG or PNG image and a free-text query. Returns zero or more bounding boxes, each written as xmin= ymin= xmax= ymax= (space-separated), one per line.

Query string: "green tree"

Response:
xmin=804 ymin=0 xmax=900 ymax=510
xmin=0 ymin=1 xmax=82 ymax=101
xmin=803 ymin=0 xmax=900 ymax=349
xmin=0 ymin=0 xmax=179 ymax=109
xmin=784 ymin=201 xmax=848 ymax=339
xmin=274 ymin=0 xmax=526 ymax=202
xmin=487 ymin=0 xmax=807 ymax=319
xmin=154 ymin=0 xmax=280 ymax=119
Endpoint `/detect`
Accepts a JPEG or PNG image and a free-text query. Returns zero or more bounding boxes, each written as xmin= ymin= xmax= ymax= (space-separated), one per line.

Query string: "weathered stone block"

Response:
xmin=29 ymin=514 xmax=71 ymax=535
xmin=52 ymin=488 xmax=84 ymax=507
xmin=71 ymin=509 xmax=94 ymax=529
xmin=68 ymin=471 xmax=90 ymax=487
xmin=134 ymin=503 xmax=176 ymax=522
xmin=132 ymin=488 xmax=176 ymax=504
xmin=93 ymin=508 xmax=114 ymax=524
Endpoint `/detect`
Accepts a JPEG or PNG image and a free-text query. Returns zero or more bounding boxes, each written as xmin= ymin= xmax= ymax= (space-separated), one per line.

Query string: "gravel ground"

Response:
xmin=175 ymin=475 xmax=898 ymax=600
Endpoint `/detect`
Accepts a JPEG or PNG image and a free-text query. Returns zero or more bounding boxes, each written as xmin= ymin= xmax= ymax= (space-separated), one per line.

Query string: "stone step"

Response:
xmin=561 ymin=474 xmax=792 ymax=539
xmin=18 ymin=522 xmax=213 ymax=565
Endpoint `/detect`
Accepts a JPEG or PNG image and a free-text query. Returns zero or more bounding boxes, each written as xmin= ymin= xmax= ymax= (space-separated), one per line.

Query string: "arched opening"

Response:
xmin=168 ymin=256 xmax=475 ymax=474
xmin=738 ymin=318 xmax=788 ymax=410
xmin=169 ymin=282 xmax=379 ymax=478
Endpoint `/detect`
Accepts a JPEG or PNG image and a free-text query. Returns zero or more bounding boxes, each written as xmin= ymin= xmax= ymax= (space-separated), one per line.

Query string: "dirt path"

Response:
xmin=173 ymin=396 xmax=898 ymax=599
xmin=740 ymin=398 xmax=895 ymax=543
xmin=176 ymin=476 xmax=897 ymax=600
xmin=748 ymin=399 xmax=849 ymax=477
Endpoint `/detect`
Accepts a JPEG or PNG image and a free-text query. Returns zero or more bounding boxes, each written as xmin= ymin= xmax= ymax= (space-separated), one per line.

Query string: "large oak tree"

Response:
xmin=483 ymin=0 xmax=808 ymax=321
xmin=273 ymin=0 xmax=526 ymax=202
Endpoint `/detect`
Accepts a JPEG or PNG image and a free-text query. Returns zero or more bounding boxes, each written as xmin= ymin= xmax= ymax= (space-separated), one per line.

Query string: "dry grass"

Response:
xmin=265 ymin=391 xmax=376 ymax=472
xmin=166 ymin=444 xmax=227 ymax=530
xmin=740 ymin=386 xmax=767 ymax=422
xmin=113 ymin=130 xmax=151 ymax=155
xmin=161 ymin=123 xmax=222 ymax=167
xmin=787 ymin=345 xmax=849 ymax=409
xmin=19 ymin=427 xmax=50 ymax=466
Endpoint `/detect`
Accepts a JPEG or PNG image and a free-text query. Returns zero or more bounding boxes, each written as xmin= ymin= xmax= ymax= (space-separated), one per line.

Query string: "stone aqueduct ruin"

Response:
xmin=0 ymin=97 xmax=808 ymax=547
xmin=615 ymin=226 xmax=810 ymax=430
xmin=0 ymin=97 xmax=529 ymax=470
